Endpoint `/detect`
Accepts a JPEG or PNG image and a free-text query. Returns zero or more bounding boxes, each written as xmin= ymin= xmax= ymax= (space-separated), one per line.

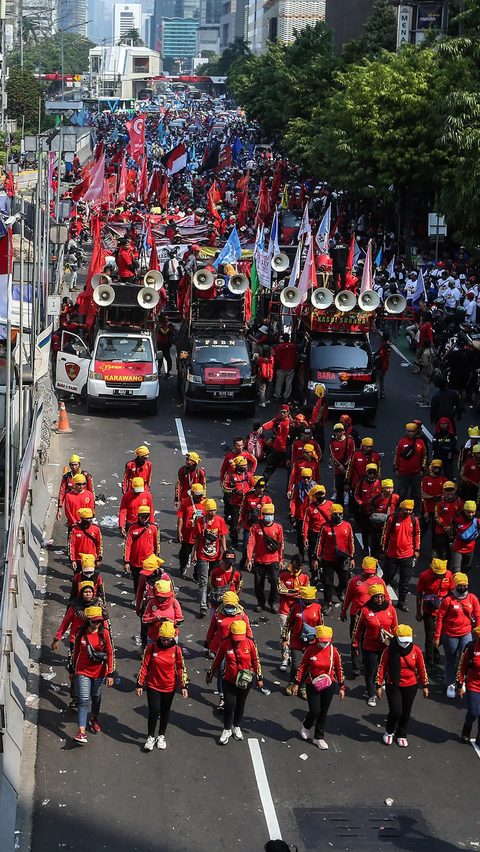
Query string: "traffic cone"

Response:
xmin=57 ymin=401 xmax=72 ymax=433
xmin=63 ymin=466 xmax=68 ymax=474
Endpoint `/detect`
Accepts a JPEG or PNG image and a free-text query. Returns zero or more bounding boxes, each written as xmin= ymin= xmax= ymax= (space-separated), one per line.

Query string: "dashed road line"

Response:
xmin=175 ymin=417 xmax=189 ymax=455
xmin=248 ymin=738 xmax=283 ymax=840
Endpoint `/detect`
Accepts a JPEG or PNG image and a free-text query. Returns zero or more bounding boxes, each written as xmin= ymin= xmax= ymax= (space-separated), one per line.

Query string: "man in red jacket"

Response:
xmin=329 ymin=423 xmax=355 ymax=507
xmin=354 ymin=464 xmax=382 ymax=554
xmin=176 ymin=482 xmax=206 ymax=578
xmin=381 ymin=499 xmax=420 ymax=612
xmin=273 ymin=333 xmax=297 ymax=402
xmin=174 ymin=452 xmax=206 ymax=507
xmin=421 ymin=459 xmax=447 ymax=548
xmin=63 ymin=474 xmax=95 ymax=531
xmin=310 ymin=383 xmax=328 ymax=452
xmin=394 ymin=422 xmax=427 ymax=512
xmin=57 ymin=454 xmax=94 ymax=522
xmin=258 ymin=405 xmax=291 ymax=481
xmin=247 ymin=502 xmax=284 ymax=613
xmin=317 ymin=503 xmax=355 ymax=615
xmin=302 ymin=485 xmax=333 ymax=582
xmin=434 ymin=481 xmax=463 ymax=560
xmin=122 ymin=446 xmax=152 ymax=492
xmin=124 ymin=505 xmax=160 ymax=593
xmin=238 ymin=476 xmax=271 ymax=567
xmin=222 ymin=456 xmax=254 ymax=547
xmin=119 ymin=477 xmax=154 ymax=535
xmin=69 ymin=508 xmax=103 ymax=571
xmin=416 ymin=557 xmax=453 ymax=672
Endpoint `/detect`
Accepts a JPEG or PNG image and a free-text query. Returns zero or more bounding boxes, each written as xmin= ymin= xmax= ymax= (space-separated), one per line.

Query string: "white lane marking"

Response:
xmin=355 ymin=533 xmax=363 ymax=549
xmin=422 ymin=424 xmax=433 ymax=442
xmin=387 ymin=584 xmax=398 ymax=602
xmin=471 ymin=738 xmax=480 ymax=760
xmin=248 ymin=738 xmax=283 ymax=840
xmin=391 ymin=343 xmax=413 ymax=365
xmin=175 ymin=417 xmax=189 ymax=455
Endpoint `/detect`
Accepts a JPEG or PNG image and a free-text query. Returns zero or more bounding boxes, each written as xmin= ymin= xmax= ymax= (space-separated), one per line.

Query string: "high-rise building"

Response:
xmin=219 ymin=0 xmax=246 ymax=50
xmin=150 ymin=0 xmax=176 ymax=48
xmin=246 ymin=0 xmax=263 ymax=53
xmin=261 ymin=0 xmax=325 ymax=51
xmin=162 ymin=15 xmax=198 ymax=68
xmin=56 ymin=0 xmax=89 ymax=35
xmin=113 ymin=2 xmax=143 ymax=42
xmin=88 ymin=0 xmax=110 ymax=43
xmin=199 ymin=0 xmax=220 ymax=25
xmin=324 ymin=0 xmax=373 ymax=50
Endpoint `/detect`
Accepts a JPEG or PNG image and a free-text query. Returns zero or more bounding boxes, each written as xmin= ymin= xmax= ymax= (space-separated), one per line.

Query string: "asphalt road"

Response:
xmin=30 ymin=335 xmax=480 ymax=852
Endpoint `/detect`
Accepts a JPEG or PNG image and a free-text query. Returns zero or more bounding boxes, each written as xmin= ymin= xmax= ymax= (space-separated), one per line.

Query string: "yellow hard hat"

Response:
xmin=395 ymin=624 xmax=413 ymax=637
xmin=233 ymin=455 xmax=248 ymax=467
xmin=158 ymin=621 xmax=176 ymax=638
xmin=132 ymin=477 xmax=145 ymax=489
xmin=135 ymin=445 xmax=150 ymax=456
xmin=230 ymin=620 xmax=247 ymax=635
xmin=203 ymin=499 xmax=217 ymax=511
xmin=443 ymin=481 xmax=456 ymax=490
xmin=69 ymin=454 xmax=81 ymax=463
xmin=137 ymin=505 xmax=151 ymax=515
xmin=222 ymin=591 xmax=239 ymax=605
xmin=187 ymin=452 xmax=201 ymax=463
xmin=77 ymin=507 xmax=93 ymax=518
xmin=333 ymin=423 xmax=344 ymax=431
xmin=72 ymin=474 xmax=86 ymax=484
xmin=464 ymin=501 xmax=477 ymax=512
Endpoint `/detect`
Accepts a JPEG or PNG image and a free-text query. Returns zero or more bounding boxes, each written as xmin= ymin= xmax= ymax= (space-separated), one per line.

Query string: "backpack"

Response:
xmin=247 ymin=432 xmax=263 ymax=460
xmin=299 ymin=599 xmax=318 ymax=645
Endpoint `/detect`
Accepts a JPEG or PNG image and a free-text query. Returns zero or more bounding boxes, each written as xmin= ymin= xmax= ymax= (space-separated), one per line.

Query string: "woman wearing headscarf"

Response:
xmin=204 ymin=591 xmax=251 ymax=710
xmin=292 ymin=625 xmax=345 ymax=750
xmin=70 ymin=605 xmax=115 ymax=744
xmin=432 ymin=418 xmax=457 ymax=480
xmin=376 ymin=624 xmax=428 ymax=748
xmin=435 ymin=572 xmax=480 ymax=698
xmin=206 ymin=620 xmax=263 ymax=745
xmin=136 ymin=621 xmax=188 ymax=751
xmin=456 ymin=626 xmax=480 ymax=745
xmin=142 ymin=578 xmax=183 ymax=644
xmin=353 ymin=584 xmax=398 ymax=707
xmin=282 ymin=585 xmax=323 ymax=697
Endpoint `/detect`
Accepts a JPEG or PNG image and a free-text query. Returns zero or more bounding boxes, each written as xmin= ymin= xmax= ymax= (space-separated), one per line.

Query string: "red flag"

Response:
xmin=83 ymin=154 xmax=105 ymax=203
xmin=4 ymin=172 xmax=14 ymax=197
xmin=149 ymin=236 xmax=160 ymax=271
xmin=71 ymin=175 xmax=90 ymax=202
xmin=208 ymin=184 xmax=221 ymax=225
xmin=126 ymin=114 xmax=145 ymax=164
xmin=210 ymin=180 xmax=221 ymax=203
xmin=255 ymin=178 xmax=270 ymax=226
xmin=117 ymin=155 xmax=127 ymax=203
xmin=270 ymin=162 xmax=282 ymax=207
xmin=237 ymin=191 xmax=247 ymax=228
xmin=94 ymin=139 xmax=104 ymax=161
xmin=137 ymin=158 xmax=148 ymax=201
xmin=159 ymin=177 xmax=169 ymax=209
xmin=109 ymin=148 xmax=123 ymax=166
xmin=85 ymin=217 xmax=103 ymax=333
xmin=126 ymin=168 xmax=136 ymax=196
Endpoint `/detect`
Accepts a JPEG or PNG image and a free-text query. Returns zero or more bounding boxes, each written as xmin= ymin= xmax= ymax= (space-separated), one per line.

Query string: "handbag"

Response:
xmin=423 ymin=594 xmax=443 ymax=614
xmin=312 ymin=646 xmax=334 ymax=692
xmin=299 ymin=599 xmax=318 ymax=645
xmin=329 ymin=523 xmax=351 ymax=562
xmin=259 ymin=521 xmax=282 ymax=553
xmin=85 ymin=634 xmax=108 ymax=663
xmin=232 ymin=639 xmax=254 ymax=689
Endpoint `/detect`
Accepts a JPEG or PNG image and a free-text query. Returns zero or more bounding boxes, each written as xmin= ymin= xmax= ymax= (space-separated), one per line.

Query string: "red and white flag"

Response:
xmin=161 ymin=143 xmax=187 ymax=176
xmin=117 ymin=155 xmax=127 ymax=203
xmin=360 ymin=240 xmax=373 ymax=293
xmin=83 ymin=153 xmax=105 ymax=203
xmin=126 ymin=114 xmax=145 ymax=164
xmin=296 ymin=239 xmax=317 ymax=303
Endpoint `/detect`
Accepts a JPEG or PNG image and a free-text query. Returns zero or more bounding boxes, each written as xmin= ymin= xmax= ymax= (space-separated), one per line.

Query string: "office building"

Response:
xmin=150 ymin=0 xmax=176 ymax=48
xmin=219 ymin=0 xmax=246 ymax=50
xmin=162 ymin=16 xmax=198 ymax=68
xmin=261 ymin=0 xmax=325 ymax=51
xmin=246 ymin=0 xmax=263 ymax=53
xmin=56 ymin=0 xmax=89 ymax=35
xmin=200 ymin=0 xmax=221 ymax=25
xmin=325 ymin=0 xmax=373 ymax=50
xmin=89 ymin=43 xmax=161 ymax=98
xmin=113 ymin=2 xmax=143 ymax=42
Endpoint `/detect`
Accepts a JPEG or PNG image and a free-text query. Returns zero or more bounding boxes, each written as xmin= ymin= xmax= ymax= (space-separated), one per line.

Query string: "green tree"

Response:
xmin=200 ymin=36 xmax=251 ymax=75
xmin=6 ymin=67 xmax=43 ymax=131
xmin=8 ymin=32 xmax=94 ymax=75
xmin=118 ymin=27 xmax=144 ymax=45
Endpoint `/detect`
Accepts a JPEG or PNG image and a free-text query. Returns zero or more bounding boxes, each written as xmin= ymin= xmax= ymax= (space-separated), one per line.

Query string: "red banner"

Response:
xmin=126 ymin=114 xmax=145 ymax=164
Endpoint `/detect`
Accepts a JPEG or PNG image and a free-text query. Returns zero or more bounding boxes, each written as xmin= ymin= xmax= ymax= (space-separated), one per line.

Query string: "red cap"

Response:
xmin=437 ymin=261 xmax=445 ymax=268
xmin=280 ymin=404 xmax=289 ymax=412
xmin=192 ymin=244 xmax=201 ymax=251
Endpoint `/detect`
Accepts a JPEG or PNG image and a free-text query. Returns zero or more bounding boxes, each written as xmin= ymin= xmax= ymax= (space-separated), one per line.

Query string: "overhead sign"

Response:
xmin=417 ymin=4 xmax=443 ymax=29
xmin=397 ymin=5 xmax=412 ymax=47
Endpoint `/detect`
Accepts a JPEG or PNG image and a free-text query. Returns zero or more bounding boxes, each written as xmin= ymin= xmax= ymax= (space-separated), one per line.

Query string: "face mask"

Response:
xmin=82 ymin=571 xmax=94 ymax=578
xmin=133 ymin=488 xmax=144 ymax=494
xmin=224 ymin=605 xmax=236 ymax=615
xmin=332 ymin=514 xmax=343 ymax=524
xmin=137 ymin=457 xmax=145 ymax=466
xmin=317 ymin=641 xmax=330 ymax=650
xmin=80 ymin=520 xmax=91 ymax=529
xmin=397 ymin=637 xmax=413 ymax=648
xmin=263 ymin=515 xmax=274 ymax=523
xmin=454 ymin=586 xmax=468 ymax=599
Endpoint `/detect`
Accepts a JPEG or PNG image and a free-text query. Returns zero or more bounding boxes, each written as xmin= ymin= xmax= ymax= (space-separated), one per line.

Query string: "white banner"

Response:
xmin=256 ymin=249 xmax=272 ymax=290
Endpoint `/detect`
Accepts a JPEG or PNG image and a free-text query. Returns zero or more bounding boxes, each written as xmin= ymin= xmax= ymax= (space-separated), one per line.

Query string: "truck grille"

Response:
xmin=105 ymin=381 xmax=143 ymax=389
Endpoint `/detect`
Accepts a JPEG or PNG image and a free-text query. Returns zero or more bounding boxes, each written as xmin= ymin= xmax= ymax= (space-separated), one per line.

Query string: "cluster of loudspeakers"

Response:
xmin=279 ymin=285 xmax=406 ymax=314
xmin=91 ymin=270 xmax=163 ymax=309
xmin=193 ymin=269 xmax=249 ymax=295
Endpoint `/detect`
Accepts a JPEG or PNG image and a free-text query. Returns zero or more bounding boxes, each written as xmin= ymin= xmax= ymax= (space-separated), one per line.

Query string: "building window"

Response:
xmin=268 ymin=15 xmax=277 ymax=39
xmin=133 ymin=56 xmax=150 ymax=72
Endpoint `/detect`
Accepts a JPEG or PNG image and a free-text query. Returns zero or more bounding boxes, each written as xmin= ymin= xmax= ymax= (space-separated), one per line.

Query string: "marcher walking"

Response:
xmin=376 ymin=624 xmax=428 ymax=748
xmin=292 ymin=625 xmax=345 ymax=750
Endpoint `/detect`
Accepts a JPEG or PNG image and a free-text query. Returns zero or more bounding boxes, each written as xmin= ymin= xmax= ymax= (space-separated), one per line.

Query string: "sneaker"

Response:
xmin=218 ymin=696 xmax=225 ymax=710
xmin=446 ymin=684 xmax=456 ymax=699
xmin=285 ymin=682 xmax=294 ymax=696
xmin=299 ymin=687 xmax=307 ymax=700
xmin=199 ymin=608 xmax=208 ymax=618
xmin=396 ymin=737 xmax=408 ymax=747
xmin=73 ymin=730 xmax=88 ymax=745
xmin=232 ymin=726 xmax=243 ymax=741
xmin=352 ymin=668 xmax=361 ymax=678
xmin=300 ymin=726 xmax=310 ymax=740
xmin=144 ymin=736 xmax=155 ymax=751
xmin=165 ymin=373 xmax=172 ymax=379
xmin=313 ymin=738 xmax=328 ymax=750
xmin=367 ymin=696 xmax=377 ymax=707
xmin=270 ymin=603 xmax=279 ymax=614
xmin=396 ymin=600 xmax=409 ymax=612
xmin=260 ymin=402 xmax=266 ymax=407
xmin=219 ymin=728 xmax=232 ymax=745
xmin=253 ymin=604 xmax=265 ymax=613
xmin=156 ymin=735 xmax=167 ymax=749
xmin=88 ymin=716 xmax=101 ymax=733
xmin=280 ymin=659 xmax=289 ymax=671
xmin=323 ymin=604 xmax=333 ymax=617
xmin=383 ymin=733 xmax=394 ymax=746
xmin=69 ymin=697 xmax=78 ymax=709
xmin=180 ymin=566 xmax=187 ymax=578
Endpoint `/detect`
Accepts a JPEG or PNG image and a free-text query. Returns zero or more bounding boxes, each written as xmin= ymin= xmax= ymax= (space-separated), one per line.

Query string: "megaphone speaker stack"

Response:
xmin=92 ymin=273 xmax=112 ymax=290
xmin=137 ymin=287 xmax=160 ymax=309
xmin=271 ymin=253 xmax=289 ymax=273
xmin=280 ymin=286 xmax=302 ymax=308
xmin=93 ymin=284 xmax=115 ymax=306
xmin=193 ymin=269 xmax=214 ymax=290
xmin=384 ymin=293 xmax=407 ymax=315
xmin=334 ymin=290 xmax=357 ymax=312
xmin=143 ymin=269 xmax=164 ymax=290
xmin=311 ymin=288 xmax=334 ymax=310
xmin=358 ymin=290 xmax=380 ymax=312
xmin=228 ymin=273 xmax=249 ymax=294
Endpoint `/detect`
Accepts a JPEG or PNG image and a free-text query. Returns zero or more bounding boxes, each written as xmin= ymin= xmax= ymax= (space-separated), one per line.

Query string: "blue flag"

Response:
xmin=213 ymin=226 xmax=242 ymax=268
xmin=248 ymin=142 xmax=255 ymax=158
xmin=375 ymin=247 xmax=383 ymax=268
xmin=232 ymin=137 xmax=243 ymax=164
xmin=412 ymin=269 xmax=426 ymax=305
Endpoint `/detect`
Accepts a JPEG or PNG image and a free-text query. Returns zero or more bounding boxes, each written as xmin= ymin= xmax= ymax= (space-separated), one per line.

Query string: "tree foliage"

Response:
xmin=198 ymin=37 xmax=251 ymax=75
xmin=341 ymin=0 xmax=397 ymax=65
xmin=8 ymin=32 xmax=95 ymax=75
xmin=6 ymin=67 xmax=43 ymax=131
xmin=118 ymin=27 xmax=144 ymax=45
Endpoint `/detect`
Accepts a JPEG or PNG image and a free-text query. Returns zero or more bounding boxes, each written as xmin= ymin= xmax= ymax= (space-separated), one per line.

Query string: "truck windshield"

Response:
xmin=96 ymin=336 xmax=153 ymax=363
xmin=311 ymin=338 xmax=370 ymax=370
xmin=193 ymin=339 xmax=249 ymax=366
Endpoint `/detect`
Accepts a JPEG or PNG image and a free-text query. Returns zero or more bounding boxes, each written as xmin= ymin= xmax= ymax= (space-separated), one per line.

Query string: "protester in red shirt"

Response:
xmin=122 ymin=446 xmax=152 ymax=492
xmin=456 ymin=627 xmax=480 ymax=744
xmin=421 ymin=459 xmax=447 ymax=547
xmin=208 ymin=553 xmax=243 ymax=609
xmin=257 ymin=346 xmax=275 ymax=407
xmin=289 ymin=469 xmax=316 ymax=559
xmin=369 ymin=479 xmax=399 ymax=558
xmin=375 ymin=333 xmax=391 ymax=399
xmin=57 ymin=455 xmax=94 ymax=521
xmin=193 ymin=499 xmax=228 ymax=617
xmin=329 ymin=423 xmax=355 ymax=507
xmin=281 ymin=584 xmax=322 ymax=696
xmin=341 ymin=556 xmax=389 ymax=675
xmin=142 ymin=579 xmax=184 ymax=643
xmin=69 ymin=508 xmax=103 ymax=570
xmin=174 ymin=452 xmax=206 ymax=507
xmin=460 ymin=444 xmax=480 ymax=502
xmin=434 ymin=481 xmax=463 ymax=560
xmin=381 ymin=499 xmax=420 ymax=612
xmin=434 ymin=573 xmax=480 ymax=697
xmin=302 ymin=485 xmax=332 ymax=582
xmin=63 ymin=475 xmax=95 ymax=530
xmin=124 ymin=506 xmax=160 ymax=593
xmin=222 ymin=456 xmax=254 ymax=546
xmin=238 ymin=477 xmax=271 ymax=567
xmin=345 ymin=437 xmax=381 ymax=518
xmin=353 ymin=584 xmax=398 ymax=706
xmin=376 ymin=624 xmax=428 ymax=748
xmin=258 ymin=406 xmax=291 ymax=481
xmin=317 ymin=503 xmax=355 ymax=615
xmin=394 ymin=422 xmax=427 ymax=511
xmin=354 ymin=465 xmax=382 ymax=553
xmin=290 ymin=429 xmax=321 ymax=467
xmin=119 ymin=477 xmax=154 ymax=535
xmin=136 ymin=621 xmax=188 ymax=751
xmin=416 ymin=557 xmax=453 ymax=672
xmin=69 ymin=555 xmax=106 ymax=605
xmin=273 ymin=333 xmax=297 ymax=402
xmin=176 ymin=483 xmax=206 ymax=578
xmin=451 ymin=501 xmax=480 ymax=573
xmin=205 ymin=590 xmax=249 ymax=652
xmin=117 ymin=238 xmax=138 ymax=281
xmin=287 ymin=446 xmax=320 ymax=496
xmin=219 ymin=437 xmax=258 ymax=483
xmin=310 ymin=383 xmax=328 ymax=452
xmin=292 ymin=624 xmax=345 ymax=750
xmin=71 ymin=606 xmax=115 ymax=744
xmin=247 ymin=502 xmax=284 ymax=613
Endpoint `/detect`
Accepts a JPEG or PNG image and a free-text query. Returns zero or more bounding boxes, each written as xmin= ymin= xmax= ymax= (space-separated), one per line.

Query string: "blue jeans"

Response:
xmin=441 ymin=632 xmax=472 ymax=686
xmin=197 ymin=559 xmax=220 ymax=610
xmin=76 ymin=674 xmax=103 ymax=728
xmin=466 ymin=689 xmax=480 ymax=729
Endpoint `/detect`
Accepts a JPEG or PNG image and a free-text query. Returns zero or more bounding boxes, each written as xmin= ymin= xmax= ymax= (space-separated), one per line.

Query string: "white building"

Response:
xmin=113 ymin=2 xmax=143 ymax=42
xmin=89 ymin=44 xmax=162 ymax=100
xmin=260 ymin=0 xmax=325 ymax=52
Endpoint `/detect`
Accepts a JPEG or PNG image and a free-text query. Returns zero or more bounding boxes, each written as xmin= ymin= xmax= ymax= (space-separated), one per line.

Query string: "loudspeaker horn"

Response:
xmin=358 ymin=289 xmax=380 ymax=312
xmin=271 ymin=252 xmax=289 ymax=273
xmin=143 ymin=269 xmax=164 ymax=290
xmin=93 ymin=284 xmax=115 ymax=306
xmin=280 ymin=286 xmax=302 ymax=308
xmin=228 ymin=273 xmax=249 ymax=295
xmin=92 ymin=272 xmax=112 ymax=290
xmin=384 ymin=293 xmax=407 ymax=315
xmin=193 ymin=269 xmax=214 ymax=290
xmin=335 ymin=290 xmax=357 ymax=312
xmin=137 ymin=287 xmax=160 ymax=309
xmin=311 ymin=288 xmax=333 ymax=310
